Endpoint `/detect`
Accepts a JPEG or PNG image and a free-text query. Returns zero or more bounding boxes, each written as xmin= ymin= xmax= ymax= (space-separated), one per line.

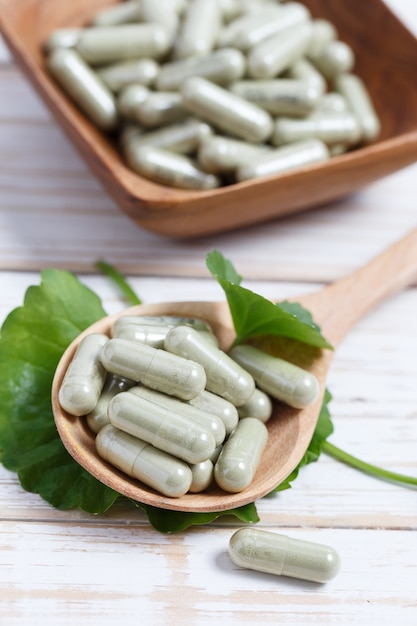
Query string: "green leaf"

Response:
xmin=206 ymin=251 xmax=332 ymax=349
xmin=95 ymin=259 xmax=142 ymax=306
xmin=206 ymin=250 xmax=243 ymax=285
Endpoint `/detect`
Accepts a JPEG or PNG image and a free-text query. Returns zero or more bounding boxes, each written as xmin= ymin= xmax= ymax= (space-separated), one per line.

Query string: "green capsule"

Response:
xmin=229 ymin=344 xmax=319 ymax=408
xmin=98 ymin=59 xmax=159 ymax=92
xmin=96 ymin=425 xmax=193 ymax=497
xmin=140 ymin=0 xmax=180 ymax=41
xmin=307 ymin=18 xmax=337 ymax=57
xmin=272 ymin=112 xmax=361 ymax=147
xmin=86 ymin=374 xmax=134 ymax=434
xmin=108 ymin=391 xmax=216 ymax=463
xmin=112 ymin=314 xmax=212 ymax=335
xmin=174 ymin=0 xmax=222 ymax=59
xmin=229 ymin=528 xmax=341 ymax=583
xmin=126 ymin=91 xmax=187 ymax=127
xmin=43 ymin=28 xmax=82 ymax=53
xmin=230 ymin=79 xmax=322 ymax=117
xmin=214 ymin=417 xmax=268 ymax=492
xmin=189 ymin=459 xmax=214 ymax=492
xmin=198 ymin=136 xmax=270 ymax=174
xmin=237 ymin=388 xmax=273 ymax=423
xmin=91 ymin=0 xmax=143 ymax=27
xmin=188 ymin=389 xmax=239 ymax=435
xmin=334 ymin=73 xmax=381 ymax=142
xmin=286 ymin=57 xmax=327 ymax=96
xmin=120 ymin=118 xmax=213 ymax=155
xmin=310 ymin=40 xmax=355 ymax=79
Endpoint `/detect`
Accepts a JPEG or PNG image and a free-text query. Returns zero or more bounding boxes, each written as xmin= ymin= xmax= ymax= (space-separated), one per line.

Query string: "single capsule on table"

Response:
xmin=230 ymin=79 xmax=322 ymax=117
xmin=75 ymin=24 xmax=171 ymax=65
xmin=97 ymin=59 xmax=159 ymax=92
xmin=181 ymin=76 xmax=273 ymax=144
xmin=229 ymin=528 xmax=341 ymax=583
xmin=188 ymin=389 xmax=239 ymax=435
xmin=108 ymin=391 xmax=216 ymax=463
xmin=58 ymin=333 xmax=108 ymax=416
xmin=128 ymin=384 xmax=226 ymax=446
xmin=286 ymin=57 xmax=327 ymax=97
xmin=272 ymin=112 xmax=361 ymax=147
xmin=100 ymin=337 xmax=207 ymax=400
xmin=165 ymin=325 xmax=255 ymax=406
xmin=309 ymin=40 xmax=355 ymax=80
xmin=43 ymin=28 xmax=82 ymax=53
xmin=86 ymin=374 xmax=134 ymax=434
xmin=189 ymin=459 xmax=214 ymax=492
xmin=91 ymin=0 xmax=143 ymax=27
xmin=214 ymin=417 xmax=268 ymax=492
xmin=237 ymin=387 xmax=273 ymax=423
xmin=247 ymin=21 xmax=313 ymax=80
xmin=96 ymin=424 xmax=193 ymax=497
xmin=334 ymin=73 xmax=381 ymax=143
xmin=174 ymin=0 xmax=222 ymax=59
xmin=122 ymin=144 xmax=220 ymax=190
xmin=155 ymin=48 xmax=246 ymax=92
xmin=236 ymin=139 xmax=329 ymax=183
xmin=229 ymin=344 xmax=320 ymax=408
xmin=120 ymin=118 xmax=213 ymax=155
xmin=47 ymin=48 xmax=118 ymax=132
xmin=198 ymin=136 xmax=270 ymax=174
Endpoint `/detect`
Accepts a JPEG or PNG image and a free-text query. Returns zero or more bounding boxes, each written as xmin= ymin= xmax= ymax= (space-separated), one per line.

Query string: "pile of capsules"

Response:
xmin=45 ymin=0 xmax=380 ymax=190
xmin=58 ymin=314 xmax=320 ymax=498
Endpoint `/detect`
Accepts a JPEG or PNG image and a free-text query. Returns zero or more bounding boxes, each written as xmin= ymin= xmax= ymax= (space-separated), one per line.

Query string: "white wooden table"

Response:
xmin=0 ymin=2 xmax=416 ymax=624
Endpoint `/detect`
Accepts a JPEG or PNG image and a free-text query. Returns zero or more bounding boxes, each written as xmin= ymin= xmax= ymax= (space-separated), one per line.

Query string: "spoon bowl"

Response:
xmin=52 ymin=229 xmax=417 ymax=512
xmin=1 ymin=0 xmax=417 ymax=237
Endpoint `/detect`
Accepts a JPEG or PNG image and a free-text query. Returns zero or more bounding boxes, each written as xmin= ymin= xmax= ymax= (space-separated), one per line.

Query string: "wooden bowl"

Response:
xmin=1 ymin=0 xmax=417 ymax=238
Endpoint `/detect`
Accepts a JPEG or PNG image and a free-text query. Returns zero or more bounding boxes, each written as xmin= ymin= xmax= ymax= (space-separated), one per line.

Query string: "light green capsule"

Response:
xmin=229 ymin=528 xmax=341 ymax=583
xmin=189 ymin=459 xmax=214 ymax=492
xmin=96 ymin=424 xmax=193 ymax=497
xmin=47 ymin=48 xmax=118 ymax=132
xmin=98 ymin=59 xmax=159 ymax=92
xmin=230 ymin=79 xmax=322 ymax=117
xmin=307 ymin=18 xmax=337 ymax=57
xmin=174 ymin=0 xmax=222 ymax=59
xmin=43 ymin=28 xmax=82 ymax=53
xmin=181 ymin=76 xmax=273 ymax=143
xmin=310 ymin=40 xmax=355 ymax=79
xmin=286 ymin=57 xmax=327 ymax=96
xmin=237 ymin=388 xmax=273 ymax=423
xmin=214 ymin=417 xmax=268 ymax=492
xmin=91 ymin=0 xmax=142 ymax=27
xmin=58 ymin=333 xmax=108 ymax=416
xmin=131 ymin=92 xmax=187 ymax=127
xmin=121 ymin=118 xmax=213 ymax=155
xmin=117 ymin=84 xmax=149 ymax=120
xmin=236 ymin=139 xmax=329 ymax=182
xmin=165 ymin=325 xmax=255 ymax=407
xmin=248 ymin=21 xmax=313 ymax=79
xmin=334 ymin=73 xmax=381 ymax=143
xmin=76 ymin=24 xmax=171 ymax=65
xmin=229 ymin=344 xmax=319 ymax=408
xmin=128 ymin=385 xmax=226 ymax=446
xmin=156 ymin=48 xmax=246 ymax=92
xmin=112 ymin=314 xmax=212 ymax=335
xmin=108 ymin=391 xmax=216 ymax=463
xmin=188 ymin=389 xmax=239 ymax=435
xmin=272 ymin=111 xmax=361 ymax=147
xmin=316 ymin=92 xmax=348 ymax=114
xmin=100 ymin=337 xmax=206 ymax=400
xmin=140 ymin=0 xmax=179 ymax=41
xmin=122 ymin=144 xmax=220 ymax=190
xmin=198 ymin=136 xmax=270 ymax=174
xmin=86 ymin=374 xmax=134 ymax=434
xmin=113 ymin=323 xmax=173 ymax=348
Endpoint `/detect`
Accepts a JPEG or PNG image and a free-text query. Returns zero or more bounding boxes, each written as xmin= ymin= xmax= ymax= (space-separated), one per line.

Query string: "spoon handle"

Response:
xmin=305 ymin=227 xmax=417 ymax=347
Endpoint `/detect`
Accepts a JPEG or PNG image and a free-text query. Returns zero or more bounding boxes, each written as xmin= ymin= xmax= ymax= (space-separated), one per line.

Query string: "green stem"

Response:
xmin=322 ymin=441 xmax=417 ymax=488
xmin=95 ymin=260 xmax=142 ymax=306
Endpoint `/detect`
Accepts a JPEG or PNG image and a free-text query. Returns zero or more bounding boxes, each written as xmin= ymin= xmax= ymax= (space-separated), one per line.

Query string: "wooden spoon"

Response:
xmin=52 ymin=228 xmax=417 ymax=512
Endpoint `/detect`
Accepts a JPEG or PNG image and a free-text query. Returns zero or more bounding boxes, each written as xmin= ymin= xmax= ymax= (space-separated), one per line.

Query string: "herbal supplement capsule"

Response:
xmin=100 ymin=337 xmax=206 ymax=400
xmin=112 ymin=314 xmax=212 ymax=335
xmin=108 ymin=391 xmax=216 ymax=463
xmin=140 ymin=0 xmax=180 ymax=41
xmin=128 ymin=385 xmax=226 ymax=446
xmin=165 ymin=326 xmax=255 ymax=406
xmin=114 ymin=323 xmax=173 ymax=349
xmin=58 ymin=333 xmax=108 ymax=416
xmin=43 ymin=28 xmax=82 ymax=52
xmin=98 ymin=59 xmax=159 ymax=92
xmin=307 ymin=18 xmax=337 ymax=57
xmin=121 ymin=118 xmax=213 ymax=155
xmin=310 ymin=40 xmax=355 ymax=80
xmin=316 ymin=92 xmax=348 ymax=114
xmin=248 ymin=21 xmax=313 ymax=79
xmin=272 ymin=112 xmax=361 ymax=147
xmin=47 ymin=48 xmax=118 ymax=132
xmin=229 ymin=344 xmax=319 ymax=408
xmin=76 ymin=24 xmax=171 ymax=65
xmin=96 ymin=424 xmax=192 ymax=497
xmin=174 ymin=0 xmax=222 ymax=59
xmin=91 ymin=0 xmax=143 ymax=27
xmin=334 ymin=73 xmax=381 ymax=142
xmin=117 ymin=84 xmax=149 ymax=120
xmin=130 ymin=92 xmax=187 ymax=127
xmin=230 ymin=79 xmax=322 ymax=117
xmin=236 ymin=139 xmax=329 ymax=182
xmin=189 ymin=459 xmax=214 ymax=492
xmin=229 ymin=528 xmax=341 ymax=583
xmin=122 ymin=144 xmax=220 ymax=190
xmin=237 ymin=388 xmax=273 ymax=423
xmin=189 ymin=389 xmax=239 ymax=435
xmin=181 ymin=76 xmax=273 ymax=143
xmin=214 ymin=417 xmax=268 ymax=492
xmin=155 ymin=48 xmax=246 ymax=92
xmin=86 ymin=374 xmax=134 ymax=434
xmin=198 ymin=136 xmax=270 ymax=174
xmin=286 ymin=57 xmax=326 ymax=96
